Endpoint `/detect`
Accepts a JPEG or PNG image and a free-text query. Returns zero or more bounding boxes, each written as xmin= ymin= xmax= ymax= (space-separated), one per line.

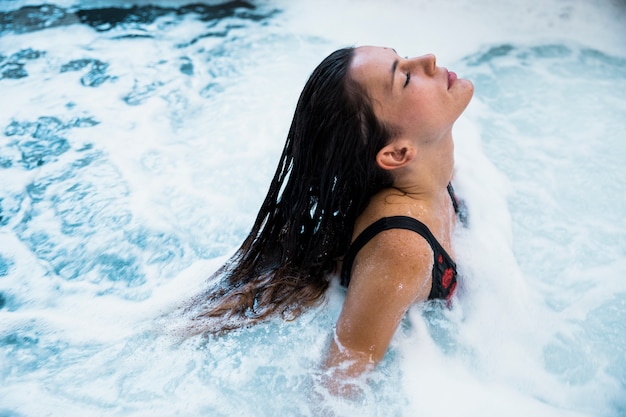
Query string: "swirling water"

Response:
xmin=0 ymin=1 xmax=625 ymax=416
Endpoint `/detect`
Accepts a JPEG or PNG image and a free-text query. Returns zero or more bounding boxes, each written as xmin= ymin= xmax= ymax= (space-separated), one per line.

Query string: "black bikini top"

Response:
xmin=340 ymin=184 xmax=465 ymax=301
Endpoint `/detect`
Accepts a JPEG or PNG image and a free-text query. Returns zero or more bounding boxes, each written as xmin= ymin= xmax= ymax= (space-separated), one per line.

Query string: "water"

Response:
xmin=0 ymin=0 xmax=625 ymax=416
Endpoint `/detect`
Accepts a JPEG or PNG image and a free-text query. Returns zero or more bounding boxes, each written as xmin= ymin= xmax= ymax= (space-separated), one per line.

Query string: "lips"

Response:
xmin=447 ymin=70 xmax=457 ymax=89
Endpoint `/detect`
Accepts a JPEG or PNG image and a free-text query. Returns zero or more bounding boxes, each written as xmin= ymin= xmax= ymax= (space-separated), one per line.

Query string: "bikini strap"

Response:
xmin=448 ymin=182 xmax=469 ymax=226
xmin=447 ymin=183 xmax=459 ymax=214
xmin=340 ymin=216 xmax=447 ymax=287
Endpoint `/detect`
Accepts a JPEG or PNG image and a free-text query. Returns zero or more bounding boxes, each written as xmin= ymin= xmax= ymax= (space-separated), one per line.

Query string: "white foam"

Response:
xmin=1 ymin=1 xmax=625 ymax=416
xmin=278 ymin=0 xmax=626 ymax=59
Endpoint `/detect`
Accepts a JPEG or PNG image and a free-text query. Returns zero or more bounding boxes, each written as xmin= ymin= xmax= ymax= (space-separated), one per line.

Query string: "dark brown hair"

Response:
xmin=185 ymin=47 xmax=395 ymax=335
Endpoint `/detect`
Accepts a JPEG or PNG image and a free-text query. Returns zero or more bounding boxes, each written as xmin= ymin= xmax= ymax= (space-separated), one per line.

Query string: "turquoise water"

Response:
xmin=0 ymin=1 xmax=625 ymax=416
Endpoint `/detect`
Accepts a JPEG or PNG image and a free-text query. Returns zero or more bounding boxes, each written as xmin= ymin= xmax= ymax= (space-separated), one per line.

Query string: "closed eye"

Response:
xmin=403 ymin=72 xmax=411 ymax=88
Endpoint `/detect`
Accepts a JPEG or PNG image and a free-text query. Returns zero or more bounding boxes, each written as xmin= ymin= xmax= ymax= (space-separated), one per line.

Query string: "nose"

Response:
xmin=410 ymin=54 xmax=437 ymax=75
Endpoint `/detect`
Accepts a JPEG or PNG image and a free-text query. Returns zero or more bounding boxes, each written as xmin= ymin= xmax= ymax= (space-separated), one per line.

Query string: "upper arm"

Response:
xmin=324 ymin=228 xmax=433 ymax=376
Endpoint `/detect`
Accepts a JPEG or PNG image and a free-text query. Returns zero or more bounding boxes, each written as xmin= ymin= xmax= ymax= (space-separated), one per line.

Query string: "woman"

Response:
xmin=185 ymin=46 xmax=473 ymax=381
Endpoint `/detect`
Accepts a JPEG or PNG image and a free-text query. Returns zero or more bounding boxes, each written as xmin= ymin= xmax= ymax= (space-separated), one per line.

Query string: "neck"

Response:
xmin=391 ymin=131 xmax=455 ymax=199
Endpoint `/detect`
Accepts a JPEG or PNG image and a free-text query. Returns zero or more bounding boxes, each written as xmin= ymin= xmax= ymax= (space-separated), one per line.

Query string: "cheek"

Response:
xmin=394 ymin=96 xmax=432 ymax=126
xmin=377 ymin=89 xmax=452 ymax=136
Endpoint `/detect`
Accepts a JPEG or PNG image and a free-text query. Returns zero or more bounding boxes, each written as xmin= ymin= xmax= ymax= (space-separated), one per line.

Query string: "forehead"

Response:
xmin=350 ymin=46 xmax=397 ymax=95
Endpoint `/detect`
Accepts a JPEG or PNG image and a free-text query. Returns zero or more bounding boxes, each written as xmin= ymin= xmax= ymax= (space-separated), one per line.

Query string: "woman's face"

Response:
xmin=350 ymin=46 xmax=474 ymax=144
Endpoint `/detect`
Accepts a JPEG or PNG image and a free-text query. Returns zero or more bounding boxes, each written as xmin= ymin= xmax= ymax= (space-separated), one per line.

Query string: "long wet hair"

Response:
xmin=185 ymin=47 xmax=395 ymax=335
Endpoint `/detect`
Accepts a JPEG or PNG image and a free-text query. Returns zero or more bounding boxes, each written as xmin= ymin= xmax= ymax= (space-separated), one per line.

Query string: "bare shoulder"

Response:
xmin=331 ymin=206 xmax=436 ymax=368
xmin=332 ymin=225 xmax=434 ymax=366
xmin=349 ymin=227 xmax=434 ymax=302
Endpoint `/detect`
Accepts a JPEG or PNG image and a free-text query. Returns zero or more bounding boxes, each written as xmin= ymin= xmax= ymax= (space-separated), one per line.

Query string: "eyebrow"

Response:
xmin=390 ymin=58 xmax=398 ymax=91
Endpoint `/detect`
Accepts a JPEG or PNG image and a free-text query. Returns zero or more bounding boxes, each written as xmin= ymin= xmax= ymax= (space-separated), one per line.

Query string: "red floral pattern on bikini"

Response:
xmin=442 ymin=268 xmax=454 ymax=289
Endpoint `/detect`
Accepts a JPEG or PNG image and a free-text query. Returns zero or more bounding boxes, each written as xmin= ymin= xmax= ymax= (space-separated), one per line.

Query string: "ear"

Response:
xmin=376 ymin=140 xmax=416 ymax=171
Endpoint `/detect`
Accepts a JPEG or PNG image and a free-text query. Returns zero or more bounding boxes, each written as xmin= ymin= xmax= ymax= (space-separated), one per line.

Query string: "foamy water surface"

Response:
xmin=0 ymin=0 xmax=625 ymax=416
